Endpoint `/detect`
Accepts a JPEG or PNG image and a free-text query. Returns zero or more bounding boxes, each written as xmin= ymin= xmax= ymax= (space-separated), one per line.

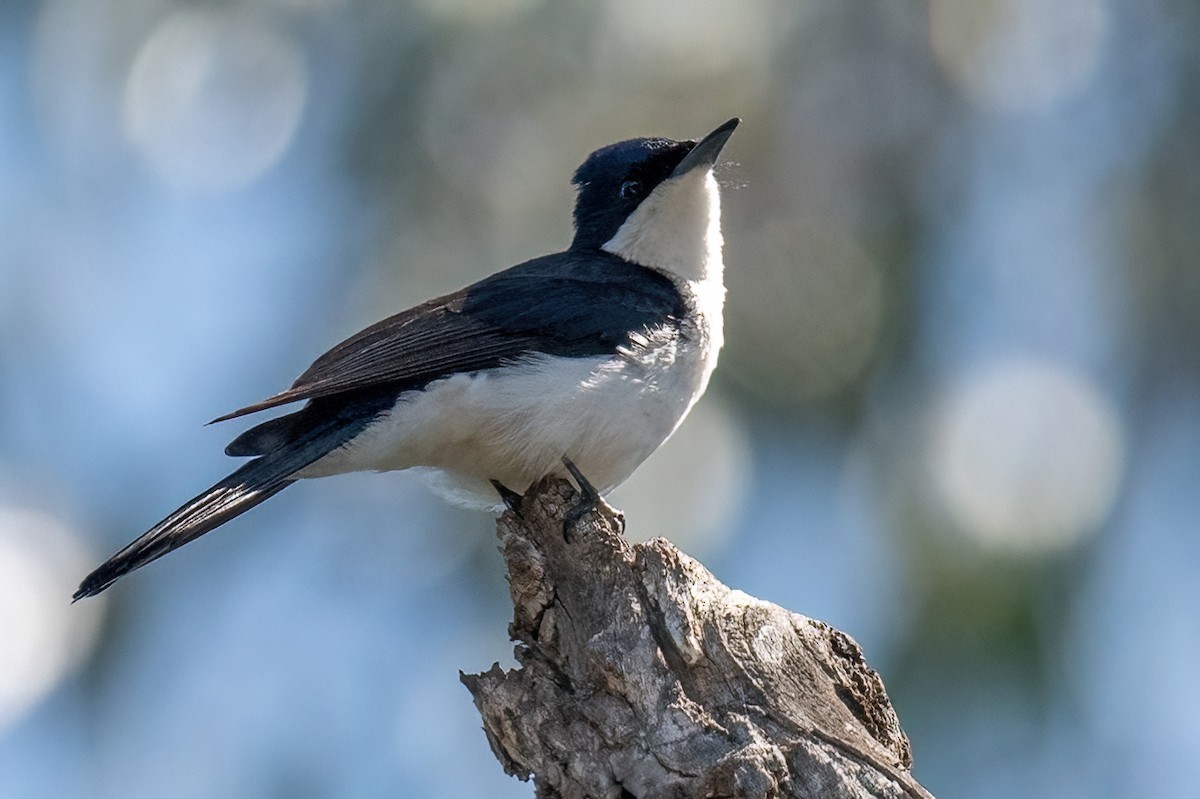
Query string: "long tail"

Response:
xmin=73 ymin=458 xmax=297 ymax=600
xmin=73 ymin=395 xmax=389 ymax=600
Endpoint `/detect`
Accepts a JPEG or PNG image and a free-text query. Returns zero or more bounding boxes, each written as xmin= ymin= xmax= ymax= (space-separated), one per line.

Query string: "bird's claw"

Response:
xmin=560 ymin=457 xmax=624 ymax=540
xmin=490 ymin=479 xmax=524 ymax=517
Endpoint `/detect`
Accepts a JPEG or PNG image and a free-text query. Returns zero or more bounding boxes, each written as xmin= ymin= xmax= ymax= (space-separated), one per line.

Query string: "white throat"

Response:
xmin=600 ymin=166 xmax=726 ymax=381
xmin=601 ymin=169 xmax=725 ymax=289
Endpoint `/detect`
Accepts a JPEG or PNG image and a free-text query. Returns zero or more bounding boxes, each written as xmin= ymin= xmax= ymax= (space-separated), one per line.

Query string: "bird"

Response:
xmin=74 ymin=117 xmax=740 ymax=601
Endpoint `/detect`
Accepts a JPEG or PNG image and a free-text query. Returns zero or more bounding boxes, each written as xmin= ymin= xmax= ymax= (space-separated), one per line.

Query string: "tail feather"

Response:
xmin=75 ymin=388 xmax=400 ymax=600
xmin=73 ymin=396 xmax=396 ymax=600
xmin=73 ymin=459 xmax=297 ymax=601
xmin=224 ymin=411 xmax=303 ymax=457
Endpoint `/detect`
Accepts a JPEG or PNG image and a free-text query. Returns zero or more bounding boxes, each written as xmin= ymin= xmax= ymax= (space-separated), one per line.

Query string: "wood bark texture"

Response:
xmin=462 ymin=477 xmax=934 ymax=799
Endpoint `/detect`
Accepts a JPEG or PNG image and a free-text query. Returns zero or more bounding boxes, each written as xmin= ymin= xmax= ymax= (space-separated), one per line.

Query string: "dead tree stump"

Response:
xmin=462 ymin=477 xmax=933 ymax=799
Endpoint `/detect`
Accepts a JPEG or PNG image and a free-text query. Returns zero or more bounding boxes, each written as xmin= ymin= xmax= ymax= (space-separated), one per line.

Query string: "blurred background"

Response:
xmin=1 ymin=0 xmax=1198 ymax=796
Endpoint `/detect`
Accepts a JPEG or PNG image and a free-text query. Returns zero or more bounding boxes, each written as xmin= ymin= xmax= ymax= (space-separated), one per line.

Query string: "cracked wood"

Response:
xmin=462 ymin=477 xmax=934 ymax=799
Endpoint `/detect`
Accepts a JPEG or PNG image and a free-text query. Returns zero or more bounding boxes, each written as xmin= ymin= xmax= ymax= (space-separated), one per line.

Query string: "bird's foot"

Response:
xmin=560 ymin=457 xmax=624 ymax=540
xmin=490 ymin=479 xmax=524 ymax=517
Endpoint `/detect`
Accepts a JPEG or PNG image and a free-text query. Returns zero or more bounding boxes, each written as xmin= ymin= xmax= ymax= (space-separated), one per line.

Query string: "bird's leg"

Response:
xmin=560 ymin=456 xmax=624 ymax=539
xmin=490 ymin=479 xmax=524 ymax=517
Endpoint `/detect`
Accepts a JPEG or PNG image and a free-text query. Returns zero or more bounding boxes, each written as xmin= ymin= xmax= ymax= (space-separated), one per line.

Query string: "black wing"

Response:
xmin=212 ymin=251 xmax=686 ymax=423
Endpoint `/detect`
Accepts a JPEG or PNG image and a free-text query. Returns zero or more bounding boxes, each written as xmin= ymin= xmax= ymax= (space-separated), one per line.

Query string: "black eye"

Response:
xmin=619 ymin=180 xmax=642 ymax=199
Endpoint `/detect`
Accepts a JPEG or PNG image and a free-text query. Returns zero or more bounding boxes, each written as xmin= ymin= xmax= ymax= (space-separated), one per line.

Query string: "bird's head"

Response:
xmin=570 ymin=118 xmax=739 ymax=282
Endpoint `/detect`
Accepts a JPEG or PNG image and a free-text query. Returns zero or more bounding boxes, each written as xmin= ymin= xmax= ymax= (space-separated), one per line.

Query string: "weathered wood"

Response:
xmin=462 ymin=477 xmax=933 ymax=799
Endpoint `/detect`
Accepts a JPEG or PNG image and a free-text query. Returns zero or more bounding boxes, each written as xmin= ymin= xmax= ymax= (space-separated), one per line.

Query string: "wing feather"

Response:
xmin=211 ymin=252 xmax=686 ymax=424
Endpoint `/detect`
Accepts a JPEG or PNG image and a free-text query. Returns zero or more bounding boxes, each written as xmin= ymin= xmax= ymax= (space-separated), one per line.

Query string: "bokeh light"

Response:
xmin=0 ymin=506 xmax=103 ymax=733
xmin=123 ymin=8 xmax=307 ymax=194
xmin=597 ymin=0 xmax=781 ymax=78
xmin=927 ymin=358 xmax=1124 ymax=553
xmin=930 ymin=0 xmax=1108 ymax=113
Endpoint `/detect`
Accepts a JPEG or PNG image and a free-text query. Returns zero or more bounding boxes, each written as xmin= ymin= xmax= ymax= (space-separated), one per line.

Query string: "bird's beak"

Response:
xmin=670 ymin=117 xmax=740 ymax=179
